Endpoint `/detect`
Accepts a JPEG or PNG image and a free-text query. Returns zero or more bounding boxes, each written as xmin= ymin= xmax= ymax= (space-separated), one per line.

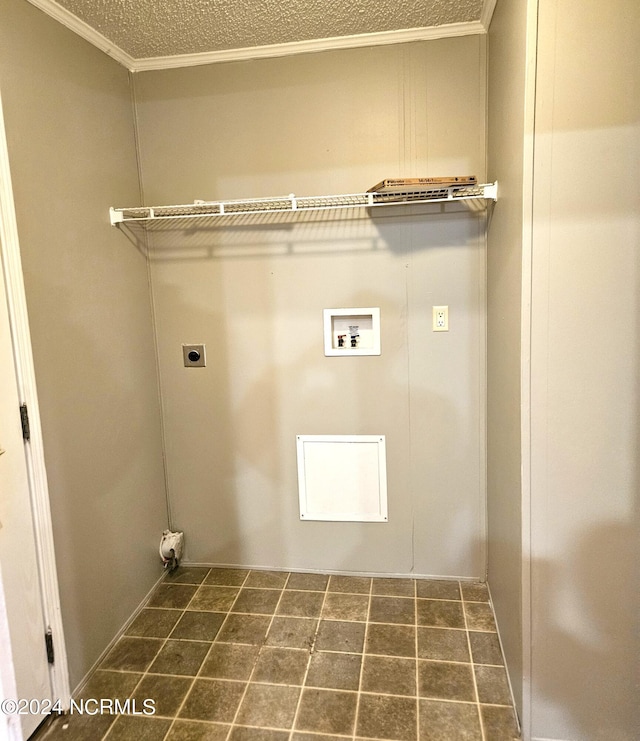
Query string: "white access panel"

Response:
xmin=296 ymin=435 xmax=388 ymax=522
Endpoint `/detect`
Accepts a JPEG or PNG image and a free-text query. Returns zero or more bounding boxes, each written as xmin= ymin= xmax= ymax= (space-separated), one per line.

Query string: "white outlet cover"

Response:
xmin=433 ymin=306 xmax=449 ymax=332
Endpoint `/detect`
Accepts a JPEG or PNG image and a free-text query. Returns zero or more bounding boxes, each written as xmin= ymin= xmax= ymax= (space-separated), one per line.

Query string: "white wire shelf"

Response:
xmin=109 ymin=182 xmax=497 ymax=227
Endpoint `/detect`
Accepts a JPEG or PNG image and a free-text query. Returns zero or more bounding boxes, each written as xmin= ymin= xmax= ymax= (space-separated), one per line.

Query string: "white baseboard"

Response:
xmin=182 ymin=562 xmax=486 ymax=582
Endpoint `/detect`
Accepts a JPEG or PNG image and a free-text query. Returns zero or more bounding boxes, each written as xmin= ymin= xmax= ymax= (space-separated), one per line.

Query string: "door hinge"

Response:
xmin=19 ymin=403 xmax=30 ymax=442
xmin=45 ymin=629 xmax=54 ymax=664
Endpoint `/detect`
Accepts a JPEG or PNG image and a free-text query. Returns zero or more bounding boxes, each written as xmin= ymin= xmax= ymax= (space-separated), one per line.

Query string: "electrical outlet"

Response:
xmin=182 ymin=344 xmax=206 ymax=367
xmin=433 ymin=306 xmax=449 ymax=332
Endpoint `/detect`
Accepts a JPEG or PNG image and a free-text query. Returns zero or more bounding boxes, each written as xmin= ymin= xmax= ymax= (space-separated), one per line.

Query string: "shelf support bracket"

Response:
xmin=109 ymin=207 xmax=123 ymax=226
xmin=484 ymin=182 xmax=498 ymax=201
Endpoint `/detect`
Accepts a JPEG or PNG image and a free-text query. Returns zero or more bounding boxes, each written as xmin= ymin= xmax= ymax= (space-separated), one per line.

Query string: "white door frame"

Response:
xmin=0 ymin=88 xmax=70 ymax=709
xmin=519 ymin=2 xmax=540 ymax=739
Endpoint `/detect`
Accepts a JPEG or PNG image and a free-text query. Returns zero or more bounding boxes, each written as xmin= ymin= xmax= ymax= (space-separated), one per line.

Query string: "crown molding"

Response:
xmin=130 ymin=21 xmax=485 ymax=72
xmin=25 ymin=1 xmax=487 ymax=73
xmin=25 ymin=0 xmax=136 ymax=69
xmin=480 ymin=0 xmax=498 ymax=30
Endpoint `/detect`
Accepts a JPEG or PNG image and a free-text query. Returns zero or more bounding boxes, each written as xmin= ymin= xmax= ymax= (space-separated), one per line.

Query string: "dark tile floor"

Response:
xmin=35 ymin=568 xmax=520 ymax=741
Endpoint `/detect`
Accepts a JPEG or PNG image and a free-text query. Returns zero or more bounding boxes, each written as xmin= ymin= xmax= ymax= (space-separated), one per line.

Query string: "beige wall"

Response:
xmin=529 ymin=0 xmax=640 ymax=738
xmin=486 ymin=0 xmax=533 ymax=718
xmin=0 ymin=0 xmax=166 ymax=687
xmin=134 ymin=37 xmax=489 ymax=576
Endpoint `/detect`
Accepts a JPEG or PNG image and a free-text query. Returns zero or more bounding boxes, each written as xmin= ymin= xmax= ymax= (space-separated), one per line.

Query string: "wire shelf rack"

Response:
xmin=109 ymin=183 xmax=497 ymax=228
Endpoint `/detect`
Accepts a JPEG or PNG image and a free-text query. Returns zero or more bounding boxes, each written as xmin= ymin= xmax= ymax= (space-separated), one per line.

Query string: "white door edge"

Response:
xmin=0 ymin=88 xmax=70 ymax=707
xmin=0 ymin=566 xmax=23 ymax=741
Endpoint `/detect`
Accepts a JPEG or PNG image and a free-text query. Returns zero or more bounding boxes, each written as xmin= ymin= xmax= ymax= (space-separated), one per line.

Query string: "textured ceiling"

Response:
xmin=49 ymin=0 xmax=485 ymax=60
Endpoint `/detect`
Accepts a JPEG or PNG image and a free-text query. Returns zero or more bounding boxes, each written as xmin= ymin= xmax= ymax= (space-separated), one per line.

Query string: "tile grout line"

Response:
xmin=414 ymin=577 xmax=420 ymax=741
xmin=286 ymin=575 xmax=332 ymax=740
xmin=224 ymin=570 xmax=297 ymax=740
xmin=141 ymin=592 xmax=494 ymax=605
xmin=162 ymin=567 xmax=247 ymax=741
xmin=351 ymin=577 xmax=373 ymax=741
xmin=461 ymin=582 xmax=486 ymax=741
xmin=160 ymin=568 xmax=221 ymax=740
